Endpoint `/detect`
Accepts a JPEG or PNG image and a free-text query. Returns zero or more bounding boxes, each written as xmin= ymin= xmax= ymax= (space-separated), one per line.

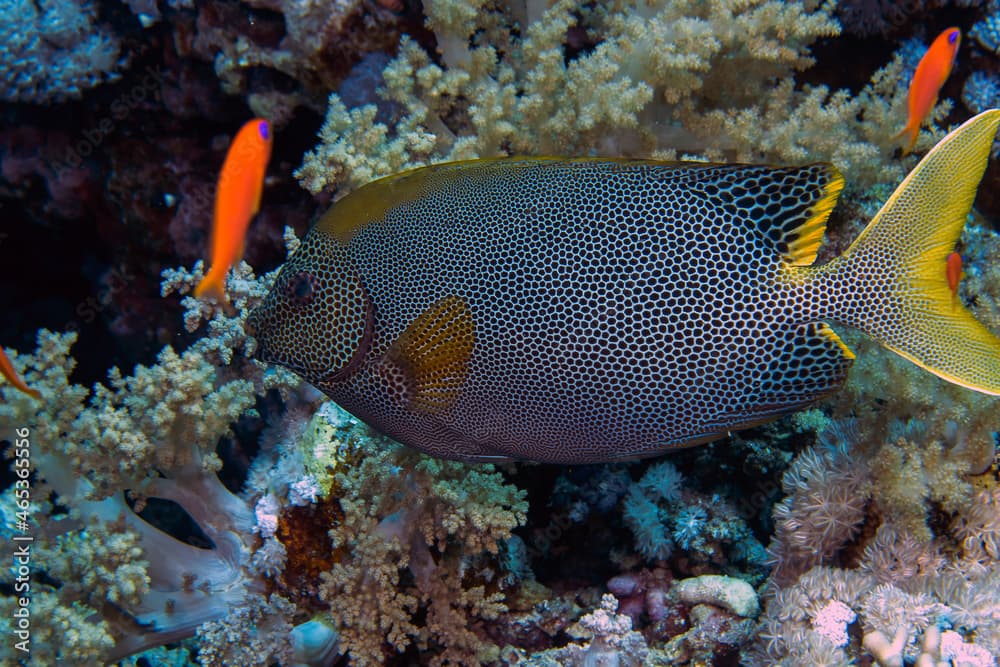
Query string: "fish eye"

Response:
xmin=285 ymin=270 xmax=317 ymax=307
xmin=948 ymin=30 xmax=959 ymax=44
xmin=258 ymin=120 xmax=270 ymax=140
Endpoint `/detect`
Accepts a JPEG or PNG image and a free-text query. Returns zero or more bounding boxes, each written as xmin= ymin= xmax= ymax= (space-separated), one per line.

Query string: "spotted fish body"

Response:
xmin=249 ymin=110 xmax=1000 ymax=464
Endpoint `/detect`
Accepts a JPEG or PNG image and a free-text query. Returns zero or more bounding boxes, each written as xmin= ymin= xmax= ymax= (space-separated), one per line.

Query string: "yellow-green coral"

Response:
xmin=297 ymin=0 xmax=843 ymax=194
xmin=298 ymin=402 xmax=359 ymax=497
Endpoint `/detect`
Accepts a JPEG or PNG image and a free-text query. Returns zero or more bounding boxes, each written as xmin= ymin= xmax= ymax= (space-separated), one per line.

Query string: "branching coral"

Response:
xmin=311 ymin=418 xmax=528 ymax=666
xmin=750 ymin=538 xmax=1000 ymax=667
xmin=0 ymin=0 xmax=121 ymax=103
xmin=297 ymin=0 xmax=844 ymax=194
xmin=752 ymin=427 xmax=1000 ymax=664
xmin=505 ymin=593 xmax=654 ymax=666
xmin=681 ymin=68 xmax=911 ymax=193
xmin=195 ymin=593 xmax=298 ymax=666
xmin=622 ymin=461 xmax=767 ymax=570
xmin=190 ymin=0 xmax=403 ymax=122
xmin=0 ymin=329 xmax=268 ymax=662
xmin=766 ymin=442 xmax=872 ymax=586
xmin=0 ymin=232 xmax=304 ymax=664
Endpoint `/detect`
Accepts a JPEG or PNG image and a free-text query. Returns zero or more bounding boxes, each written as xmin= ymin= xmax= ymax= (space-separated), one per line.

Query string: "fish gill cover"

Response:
xmin=1 ymin=1 xmax=1000 ymax=666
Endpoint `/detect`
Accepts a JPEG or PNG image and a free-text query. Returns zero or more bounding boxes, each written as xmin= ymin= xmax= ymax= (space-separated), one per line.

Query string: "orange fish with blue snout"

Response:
xmin=194 ymin=118 xmax=273 ymax=304
xmin=895 ymin=28 xmax=961 ymax=156
xmin=0 ymin=344 xmax=40 ymax=400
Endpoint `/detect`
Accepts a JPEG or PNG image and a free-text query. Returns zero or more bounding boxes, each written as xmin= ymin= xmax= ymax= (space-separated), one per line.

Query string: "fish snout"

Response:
xmin=244 ymin=308 xmax=270 ymax=362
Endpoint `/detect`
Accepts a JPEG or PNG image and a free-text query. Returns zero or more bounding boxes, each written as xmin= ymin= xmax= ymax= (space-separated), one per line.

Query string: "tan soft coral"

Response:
xmin=297 ymin=0 xmax=843 ymax=194
xmin=312 ymin=422 xmax=527 ymax=666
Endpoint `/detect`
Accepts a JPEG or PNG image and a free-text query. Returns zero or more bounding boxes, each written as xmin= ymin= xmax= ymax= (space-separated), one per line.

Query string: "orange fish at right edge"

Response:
xmin=894 ymin=27 xmax=961 ymax=156
xmin=947 ymin=251 xmax=963 ymax=312
xmin=0 ymin=344 xmax=40 ymax=400
xmin=194 ymin=118 xmax=273 ymax=305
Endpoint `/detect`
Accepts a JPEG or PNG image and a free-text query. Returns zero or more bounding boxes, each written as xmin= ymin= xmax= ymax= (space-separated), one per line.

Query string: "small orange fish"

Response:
xmin=195 ymin=118 xmax=273 ymax=304
xmin=0 ymin=344 xmax=40 ymax=400
xmin=946 ymin=251 xmax=963 ymax=312
xmin=895 ymin=28 xmax=961 ymax=156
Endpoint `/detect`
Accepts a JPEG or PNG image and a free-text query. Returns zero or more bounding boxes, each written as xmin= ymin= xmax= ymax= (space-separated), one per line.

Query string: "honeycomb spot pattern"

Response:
xmin=258 ymin=159 xmax=855 ymax=463
xmin=251 ymin=112 xmax=1000 ymax=462
xmin=799 ymin=110 xmax=1000 ymax=396
xmin=248 ymin=238 xmax=373 ymax=385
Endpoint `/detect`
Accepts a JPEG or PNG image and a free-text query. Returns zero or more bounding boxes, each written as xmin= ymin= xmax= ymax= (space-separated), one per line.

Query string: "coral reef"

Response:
xmin=0 ymin=0 xmax=121 ymax=103
xmin=297 ymin=0 xmax=848 ymax=194
xmin=0 ymin=246 xmax=299 ymax=662
xmin=1 ymin=230 xmax=529 ymax=665
xmin=3 ymin=0 xmax=1000 ymax=665
xmin=621 ymin=461 xmax=768 ymax=572
xmin=189 ymin=0 xmax=405 ymax=123
xmin=301 ymin=412 xmax=528 ymax=666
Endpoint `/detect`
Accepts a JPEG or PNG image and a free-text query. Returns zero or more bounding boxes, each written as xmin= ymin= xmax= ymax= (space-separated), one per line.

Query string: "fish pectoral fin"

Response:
xmin=751 ymin=322 xmax=855 ymax=410
xmin=713 ymin=163 xmax=844 ymax=266
xmin=381 ymin=295 xmax=475 ymax=414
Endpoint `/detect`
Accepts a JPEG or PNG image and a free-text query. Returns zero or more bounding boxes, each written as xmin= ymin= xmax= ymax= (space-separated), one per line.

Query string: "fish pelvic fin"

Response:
xmin=826 ymin=109 xmax=1000 ymax=394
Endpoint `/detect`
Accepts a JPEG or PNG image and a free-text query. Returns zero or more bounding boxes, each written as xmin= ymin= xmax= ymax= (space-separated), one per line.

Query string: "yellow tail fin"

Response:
xmin=832 ymin=109 xmax=1000 ymax=394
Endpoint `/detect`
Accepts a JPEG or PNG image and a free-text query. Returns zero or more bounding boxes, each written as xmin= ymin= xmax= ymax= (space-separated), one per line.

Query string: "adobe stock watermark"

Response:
xmin=523 ymin=462 xmax=631 ymax=561
xmin=10 ymin=427 xmax=33 ymax=655
xmin=52 ymin=64 xmax=166 ymax=173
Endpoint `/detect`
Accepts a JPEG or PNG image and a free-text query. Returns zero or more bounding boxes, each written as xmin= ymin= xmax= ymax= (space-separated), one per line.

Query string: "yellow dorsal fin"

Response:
xmin=785 ymin=166 xmax=844 ymax=265
xmin=707 ymin=163 xmax=844 ymax=266
xmin=382 ymin=295 xmax=475 ymax=414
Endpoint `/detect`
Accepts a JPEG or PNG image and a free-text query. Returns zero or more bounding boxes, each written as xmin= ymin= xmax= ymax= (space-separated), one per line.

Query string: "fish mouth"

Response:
xmin=247 ymin=331 xmax=314 ymax=380
xmin=243 ymin=308 xmax=312 ymax=377
xmin=244 ymin=309 xmax=269 ymax=362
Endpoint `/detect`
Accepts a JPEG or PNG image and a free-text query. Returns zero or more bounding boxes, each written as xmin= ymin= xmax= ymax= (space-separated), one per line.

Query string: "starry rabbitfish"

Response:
xmin=248 ymin=110 xmax=1000 ymax=464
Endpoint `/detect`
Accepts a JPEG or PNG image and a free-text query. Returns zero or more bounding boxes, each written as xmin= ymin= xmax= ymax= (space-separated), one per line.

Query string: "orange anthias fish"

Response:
xmin=194 ymin=118 xmax=273 ymax=304
xmin=895 ymin=27 xmax=961 ymax=156
xmin=947 ymin=251 xmax=963 ymax=311
xmin=0 ymin=344 xmax=40 ymax=400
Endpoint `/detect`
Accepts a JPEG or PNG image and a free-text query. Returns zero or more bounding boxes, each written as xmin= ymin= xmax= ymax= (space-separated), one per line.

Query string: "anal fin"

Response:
xmin=754 ymin=322 xmax=855 ymax=411
xmin=381 ymin=295 xmax=475 ymax=414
